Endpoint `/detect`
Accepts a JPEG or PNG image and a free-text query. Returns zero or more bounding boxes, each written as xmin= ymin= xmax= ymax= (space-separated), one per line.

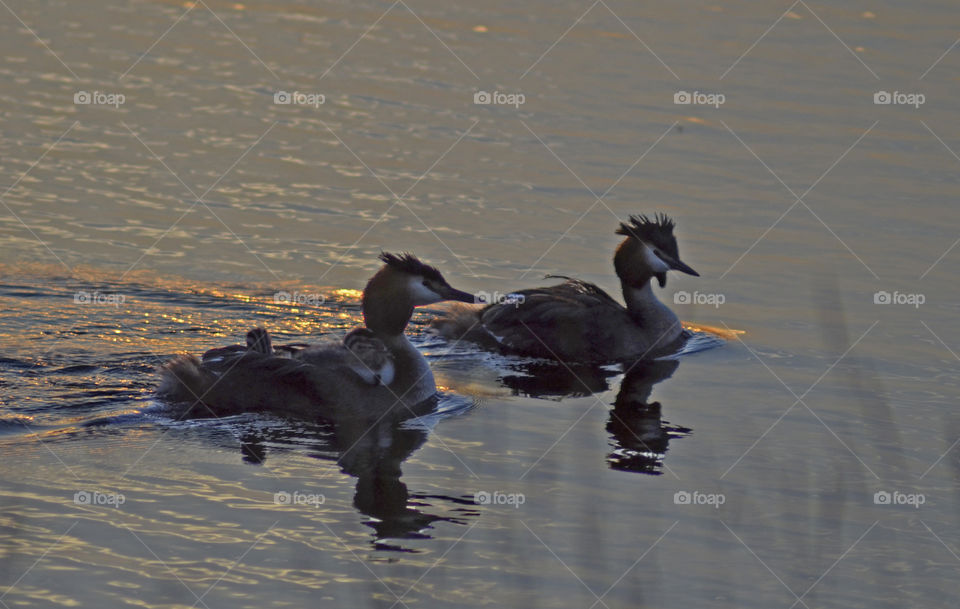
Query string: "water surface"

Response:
xmin=1 ymin=1 xmax=959 ymax=607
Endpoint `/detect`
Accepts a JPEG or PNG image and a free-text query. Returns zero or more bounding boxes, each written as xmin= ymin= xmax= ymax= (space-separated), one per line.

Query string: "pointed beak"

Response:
xmin=657 ymin=252 xmax=699 ymax=277
xmin=670 ymin=258 xmax=699 ymax=277
xmin=438 ymin=284 xmax=476 ymax=303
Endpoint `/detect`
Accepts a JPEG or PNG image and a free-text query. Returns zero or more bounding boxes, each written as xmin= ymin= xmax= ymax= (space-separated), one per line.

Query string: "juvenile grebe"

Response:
xmin=244 ymin=326 xmax=394 ymax=386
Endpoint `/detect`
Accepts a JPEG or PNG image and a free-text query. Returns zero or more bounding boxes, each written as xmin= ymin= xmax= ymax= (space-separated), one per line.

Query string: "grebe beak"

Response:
xmin=670 ymin=258 xmax=699 ymax=277
xmin=655 ymin=251 xmax=699 ymax=277
xmin=438 ymin=284 xmax=476 ymax=303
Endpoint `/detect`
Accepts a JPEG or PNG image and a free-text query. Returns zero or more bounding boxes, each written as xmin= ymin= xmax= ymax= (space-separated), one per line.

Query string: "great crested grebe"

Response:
xmin=158 ymin=252 xmax=475 ymax=416
xmin=431 ymin=213 xmax=699 ymax=363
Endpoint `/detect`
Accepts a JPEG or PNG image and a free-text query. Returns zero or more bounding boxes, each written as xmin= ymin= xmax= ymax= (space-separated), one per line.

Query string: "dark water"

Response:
xmin=2 ymin=0 xmax=960 ymax=607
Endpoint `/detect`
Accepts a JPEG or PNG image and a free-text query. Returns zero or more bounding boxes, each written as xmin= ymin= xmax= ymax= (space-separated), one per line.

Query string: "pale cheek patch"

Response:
xmin=642 ymin=245 xmax=671 ymax=273
xmin=408 ymin=276 xmax=442 ymax=305
xmin=378 ymin=361 xmax=396 ymax=386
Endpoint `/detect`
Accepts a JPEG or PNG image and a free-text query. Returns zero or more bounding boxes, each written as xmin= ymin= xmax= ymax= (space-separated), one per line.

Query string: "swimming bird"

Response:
xmin=243 ymin=326 xmax=393 ymax=385
xmin=340 ymin=328 xmax=395 ymax=386
xmin=245 ymin=327 xmax=273 ymax=354
xmin=158 ymin=252 xmax=475 ymax=416
xmin=431 ymin=213 xmax=699 ymax=363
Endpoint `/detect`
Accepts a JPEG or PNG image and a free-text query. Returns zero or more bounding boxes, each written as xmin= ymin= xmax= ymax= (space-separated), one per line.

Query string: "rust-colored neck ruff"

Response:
xmin=613 ymin=237 xmax=655 ymax=290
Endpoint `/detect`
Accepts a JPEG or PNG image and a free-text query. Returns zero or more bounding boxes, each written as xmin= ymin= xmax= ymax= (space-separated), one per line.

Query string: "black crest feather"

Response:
xmin=615 ymin=213 xmax=676 ymax=240
xmin=615 ymin=213 xmax=682 ymax=263
xmin=378 ymin=252 xmax=444 ymax=282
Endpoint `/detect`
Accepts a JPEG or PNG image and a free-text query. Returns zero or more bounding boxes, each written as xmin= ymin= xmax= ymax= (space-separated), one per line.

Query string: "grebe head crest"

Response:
xmin=378 ymin=252 xmax=445 ymax=281
xmin=615 ymin=213 xmax=698 ymax=288
xmin=364 ymin=252 xmax=474 ymax=335
xmin=377 ymin=252 xmax=474 ymax=305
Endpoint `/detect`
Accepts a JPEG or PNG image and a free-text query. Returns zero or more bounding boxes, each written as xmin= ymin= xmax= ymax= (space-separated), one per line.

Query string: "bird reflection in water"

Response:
xmin=335 ymin=413 xmax=478 ymax=550
xmin=606 ymin=360 xmax=691 ymax=475
xmin=204 ymin=398 xmax=478 ymax=551
xmin=498 ymin=358 xmax=691 ymax=475
xmin=167 ymin=333 xmax=689 ymax=548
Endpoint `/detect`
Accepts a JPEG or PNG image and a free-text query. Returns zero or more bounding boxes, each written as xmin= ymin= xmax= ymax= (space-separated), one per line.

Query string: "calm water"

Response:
xmin=2 ymin=0 xmax=959 ymax=607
